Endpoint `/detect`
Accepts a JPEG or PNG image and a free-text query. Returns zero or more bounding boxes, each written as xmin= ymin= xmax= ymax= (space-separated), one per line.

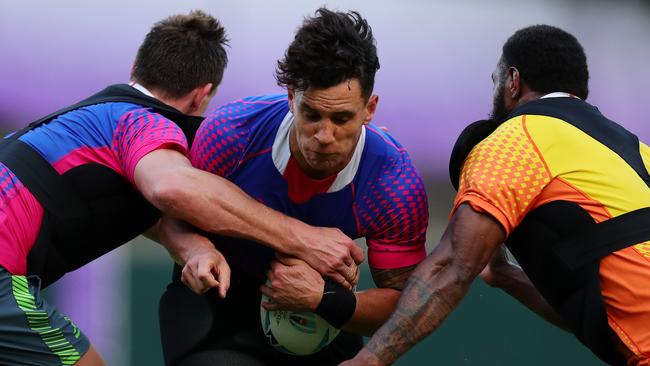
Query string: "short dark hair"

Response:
xmin=501 ymin=24 xmax=589 ymax=99
xmin=131 ymin=10 xmax=229 ymax=99
xmin=275 ymin=8 xmax=380 ymax=100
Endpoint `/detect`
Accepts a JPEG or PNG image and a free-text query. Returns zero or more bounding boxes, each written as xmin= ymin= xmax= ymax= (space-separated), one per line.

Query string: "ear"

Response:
xmin=189 ymin=83 xmax=214 ymax=113
xmin=287 ymin=87 xmax=295 ymax=113
xmin=507 ymin=67 xmax=521 ymax=100
xmin=363 ymin=95 xmax=379 ymax=125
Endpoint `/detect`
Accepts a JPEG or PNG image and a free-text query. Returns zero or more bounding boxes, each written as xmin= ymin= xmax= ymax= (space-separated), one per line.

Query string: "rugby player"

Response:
xmin=159 ymin=8 xmax=429 ymax=366
xmin=0 ymin=11 xmax=361 ymax=365
xmin=343 ymin=25 xmax=650 ymax=366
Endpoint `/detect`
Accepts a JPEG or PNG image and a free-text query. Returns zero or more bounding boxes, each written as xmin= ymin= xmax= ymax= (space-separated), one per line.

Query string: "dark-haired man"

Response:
xmin=0 ymin=10 xmax=363 ymax=366
xmin=159 ymin=8 xmax=429 ymax=366
xmin=343 ymin=24 xmax=650 ymax=366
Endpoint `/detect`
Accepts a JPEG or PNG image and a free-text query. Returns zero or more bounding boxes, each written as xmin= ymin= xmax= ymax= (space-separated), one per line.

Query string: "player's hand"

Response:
xmin=479 ymin=244 xmax=512 ymax=288
xmin=158 ymin=216 xmax=231 ymax=297
xmin=261 ymin=255 xmax=324 ymax=312
xmin=294 ymin=226 xmax=363 ymax=290
xmin=339 ymin=348 xmax=386 ymax=366
xmin=181 ymin=246 xmax=231 ymax=298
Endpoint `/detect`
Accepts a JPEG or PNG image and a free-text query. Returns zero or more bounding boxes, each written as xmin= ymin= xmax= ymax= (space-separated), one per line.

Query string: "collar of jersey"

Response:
xmin=271 ymin=111 xmax=366 ymax=193
xmin=128 ymin=82 xmax=156 ymax=98
xmin=540 ymin=92 xmax=581 ymax=99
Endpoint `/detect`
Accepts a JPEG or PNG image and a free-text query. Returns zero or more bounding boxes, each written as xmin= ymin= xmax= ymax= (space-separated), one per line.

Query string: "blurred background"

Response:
xmin=2 ymin=0 xmax=650 ymax=365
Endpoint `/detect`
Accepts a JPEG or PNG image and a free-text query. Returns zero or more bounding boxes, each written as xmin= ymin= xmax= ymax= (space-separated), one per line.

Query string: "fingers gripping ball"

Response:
xmin=260 ymin=291 xmax=341 ymax=355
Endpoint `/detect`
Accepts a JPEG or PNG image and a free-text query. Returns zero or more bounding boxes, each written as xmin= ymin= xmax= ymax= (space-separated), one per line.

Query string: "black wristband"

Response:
xmin=314 ymin=279 xmax=357 ymax=328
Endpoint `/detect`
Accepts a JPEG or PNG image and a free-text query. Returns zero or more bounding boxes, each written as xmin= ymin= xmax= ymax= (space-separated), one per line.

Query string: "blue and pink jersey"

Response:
xmin=191 ymin=94 xmax=428 ymax=275
xmin=0 ymin=97 xmax=188 ymax=275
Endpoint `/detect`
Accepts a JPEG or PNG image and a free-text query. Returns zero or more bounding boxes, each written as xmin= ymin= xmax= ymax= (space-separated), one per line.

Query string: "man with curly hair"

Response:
xmin=159 ymin=8 xmax=430 ymax=366
xmin=343 ymin=25 xmax=650 ymax=366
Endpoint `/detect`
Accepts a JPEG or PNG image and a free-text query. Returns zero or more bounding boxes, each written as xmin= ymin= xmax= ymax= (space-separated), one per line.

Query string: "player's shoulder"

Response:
xmin=54 ymin=102 xmax=149 ymax=124
xmin=357 ymin=124 xmax=424 ymax=195
xmin=478 ymin=113 xmax=563 ymax=154
xmin=214 ymin=93 xmax=288 ymax=116
xmin=362 ymin=124 xmax=413 ymax=169
xmin=203 ymin=93 xmax=289 ymax=128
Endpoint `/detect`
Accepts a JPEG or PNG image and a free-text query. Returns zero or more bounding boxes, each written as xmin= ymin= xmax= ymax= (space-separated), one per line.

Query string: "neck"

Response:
xmin=131 ymin=81 xmax=190 ymax=114
xmin=513 ymin=90 xmax=545 ymax=110
xmin=151 ymin=92 xmax=190 ymax=114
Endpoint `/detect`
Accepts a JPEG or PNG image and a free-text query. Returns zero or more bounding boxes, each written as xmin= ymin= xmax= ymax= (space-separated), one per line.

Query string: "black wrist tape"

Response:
xmin=314 ymin=279 xmax=357 ymax=328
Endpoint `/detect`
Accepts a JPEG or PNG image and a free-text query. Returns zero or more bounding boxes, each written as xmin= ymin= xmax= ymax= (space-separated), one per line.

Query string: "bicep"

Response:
xmin=133 ymin=148 xmax=193 ymax=203
xmin=441 ymin=203 xmax=507 ymax=277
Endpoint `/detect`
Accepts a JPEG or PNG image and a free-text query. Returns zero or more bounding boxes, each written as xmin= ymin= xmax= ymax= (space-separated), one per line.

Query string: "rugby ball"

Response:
xmin=260 ymin=292 xmax=341 ymax=355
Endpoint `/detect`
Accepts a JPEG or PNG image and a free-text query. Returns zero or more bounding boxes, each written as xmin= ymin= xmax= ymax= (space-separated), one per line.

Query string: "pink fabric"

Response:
xmin=53 ymin=146 xmax=124 ymax=175
xmin=367 ymin=244 xmax=427 ymax=270
xmin=0 ymin=185 xmax=44 ymax=275
xmin=112 ymin=108 xmax=188 ymax=184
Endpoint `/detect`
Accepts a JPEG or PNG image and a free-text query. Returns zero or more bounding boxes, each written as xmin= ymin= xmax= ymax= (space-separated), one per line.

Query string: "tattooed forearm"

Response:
xmin=365 ymin=257 xmax=474 ymax=365
xmin=341 ymin=265 xmax=417 ymax=336
xmin=355 ymin=205 xmax=506 ymax=365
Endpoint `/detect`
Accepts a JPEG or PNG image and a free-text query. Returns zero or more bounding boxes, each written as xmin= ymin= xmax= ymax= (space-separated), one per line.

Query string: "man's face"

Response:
xmin=490 ymin=58 xmax=510 ymax=122
xmin=289 ymin=79 xmax=377 ymax=178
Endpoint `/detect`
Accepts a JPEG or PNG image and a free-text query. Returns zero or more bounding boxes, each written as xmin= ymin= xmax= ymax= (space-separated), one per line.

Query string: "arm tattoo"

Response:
xmin=366 ymin=262 xmax=471 ymax=365
xmin=361 ymin=204 xmax=506 ymax=364
xmin=370 ymin=265 xmax=417 ymax=291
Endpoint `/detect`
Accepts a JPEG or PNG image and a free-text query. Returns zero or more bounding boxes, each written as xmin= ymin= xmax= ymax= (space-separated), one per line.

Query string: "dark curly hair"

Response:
xmin=500 ymin=24 xmax=589 ymax=99
xmin=131 ymin=10 xmax=229 ymax=99
xmin=275 ymin=8 xmax=380 ymax=100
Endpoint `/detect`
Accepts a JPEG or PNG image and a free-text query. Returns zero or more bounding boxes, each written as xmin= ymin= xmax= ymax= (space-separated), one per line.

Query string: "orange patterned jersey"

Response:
xmin=453 ymin=107 xmax=650 ymax=361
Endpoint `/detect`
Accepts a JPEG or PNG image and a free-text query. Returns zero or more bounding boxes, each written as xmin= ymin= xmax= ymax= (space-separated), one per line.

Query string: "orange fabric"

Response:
xmin=453 ymin=115 xmax=551 ymax=234
xmin=453 ymin=112 xmax=650 ymax=362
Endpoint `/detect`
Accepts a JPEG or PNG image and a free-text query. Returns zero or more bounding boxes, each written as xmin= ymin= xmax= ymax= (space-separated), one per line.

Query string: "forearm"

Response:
xmin=342 ymin=288 xmax=401 ymax=337
xmin=136 ymin=149 xmax=362 ymax=287
xmin=365 ymin=258 xmax=473 ymax=365
xmin=158 ymin=217 xmax=216 ymax=266
xmin=149 ymin=165 xmax=306 ymax=254
xmin=494 ymin=264 xmax=568 ymax=331
xmin=157 ymin=216 xmax=231 ymax=296
xmin=354 ymin=205 xmax=506 ymax=365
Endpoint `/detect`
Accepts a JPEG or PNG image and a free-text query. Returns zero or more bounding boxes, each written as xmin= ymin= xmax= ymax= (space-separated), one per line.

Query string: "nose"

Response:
xmin=313 ymin=121 xmax=336 ymax=145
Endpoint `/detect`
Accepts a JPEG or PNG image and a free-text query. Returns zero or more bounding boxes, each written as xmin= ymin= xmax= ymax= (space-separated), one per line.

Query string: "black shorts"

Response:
xmin=160 ymin=274 xmax=363 ymax=366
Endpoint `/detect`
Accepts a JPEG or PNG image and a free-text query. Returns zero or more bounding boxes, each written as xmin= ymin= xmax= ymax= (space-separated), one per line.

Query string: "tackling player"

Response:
xmin=343 ymin=25 xmax=650 ymax=366
xmin=0 ymin=11 xmax=361 ymax=365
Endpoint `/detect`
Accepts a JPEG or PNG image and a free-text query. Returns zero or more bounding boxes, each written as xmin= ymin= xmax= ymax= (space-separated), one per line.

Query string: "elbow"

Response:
xmin=147 ymin=175 xmax=190 ymax=214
